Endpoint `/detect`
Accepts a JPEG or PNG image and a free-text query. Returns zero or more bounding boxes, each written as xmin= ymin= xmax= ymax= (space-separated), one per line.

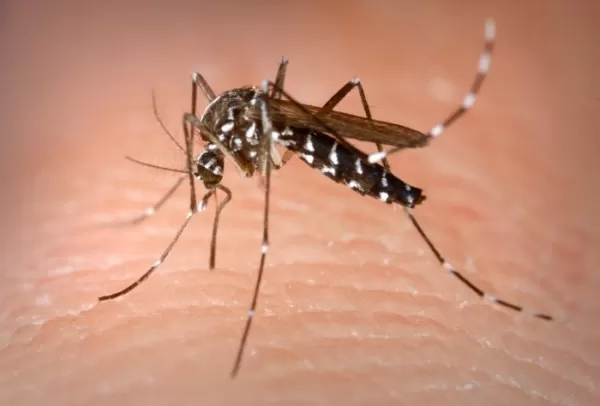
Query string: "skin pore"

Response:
xmin=1 ymin=2 xmax=598 ymax=405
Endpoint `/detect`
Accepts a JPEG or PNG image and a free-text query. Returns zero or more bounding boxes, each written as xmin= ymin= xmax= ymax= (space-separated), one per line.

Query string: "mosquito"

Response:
xmin=98 ymin=18 xmax=553 ymax=378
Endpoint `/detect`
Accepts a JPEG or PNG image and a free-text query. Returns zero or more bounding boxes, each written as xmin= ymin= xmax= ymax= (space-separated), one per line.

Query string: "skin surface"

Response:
xmin=1 ymin=1 xmax=599 ymax=405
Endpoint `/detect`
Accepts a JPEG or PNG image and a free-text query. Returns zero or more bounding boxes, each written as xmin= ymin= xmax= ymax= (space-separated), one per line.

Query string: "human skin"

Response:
xmin=1 ymin=1 xmax=599 ymax=405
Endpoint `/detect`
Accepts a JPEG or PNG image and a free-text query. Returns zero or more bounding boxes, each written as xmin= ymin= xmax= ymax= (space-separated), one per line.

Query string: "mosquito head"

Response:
xmin=195 ymin=149 xmax=224 ymax=189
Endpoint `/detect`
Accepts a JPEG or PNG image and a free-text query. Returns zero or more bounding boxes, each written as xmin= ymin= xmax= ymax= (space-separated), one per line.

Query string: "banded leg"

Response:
xmin=369 ymin=18 xmax=496 ymax=164
xmin=266 ymin=81 xmax=362 ymax=156
xmin=269 ymin=58 xmax=386 ymax=169
xmin=98 ymin=114 xmax=211 ymax=302
xmin=107 ymin=165 xmax=187 ymax=227
xmin=126 ymin=73 xmax=211 ymax=221
xmin=115 ymin=70 xmax=211 ymax=227
xmin=404 ymin=207 xmax=552 ymax=320
xmin=108 ymin=91 xmax=190 ymax=228
xmin=191 ymin=72 xmax=217 ymax=104
xmin=320 ymin=77 xmax=392 ymax=171
xmin=98 ymin=188 xmax=214 ymax=301
xmin=116 ymin=62 xmax=222 ymax=227
xmin=189 ymin=73 xmax=241 ymax=271
xmin=110 ymin=174 xmax=187 ymax=227
xmin=231 ymin=80 xmax=275 ymax=378
xmin=99 ymin=78 xmax=207 ymax=301
xmin=268 ymin=57 xmax=381 ymax=171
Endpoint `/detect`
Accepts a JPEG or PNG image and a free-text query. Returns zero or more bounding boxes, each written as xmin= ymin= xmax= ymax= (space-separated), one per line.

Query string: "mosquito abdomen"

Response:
xmin=280 ymin=127 xmax=424 ymax=208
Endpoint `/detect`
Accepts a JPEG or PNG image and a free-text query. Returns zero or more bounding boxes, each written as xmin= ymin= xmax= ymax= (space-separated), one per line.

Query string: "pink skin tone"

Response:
xmin=1 ymin=2 xmax=599 ymax=405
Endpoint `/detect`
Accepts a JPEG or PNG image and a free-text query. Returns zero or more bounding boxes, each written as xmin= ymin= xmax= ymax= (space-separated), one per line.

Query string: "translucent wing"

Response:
xmin=265 ymin=98 xmax=432 ymax=150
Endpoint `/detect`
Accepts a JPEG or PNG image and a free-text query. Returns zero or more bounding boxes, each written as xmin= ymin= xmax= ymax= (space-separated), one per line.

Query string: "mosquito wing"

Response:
xmin=265 ymin=98 xmax=432 ymax=150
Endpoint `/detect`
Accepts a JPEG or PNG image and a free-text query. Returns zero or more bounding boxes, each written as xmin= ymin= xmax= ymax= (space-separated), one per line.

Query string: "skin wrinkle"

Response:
xmin=1 ymin=1 xmax=599 ymax=406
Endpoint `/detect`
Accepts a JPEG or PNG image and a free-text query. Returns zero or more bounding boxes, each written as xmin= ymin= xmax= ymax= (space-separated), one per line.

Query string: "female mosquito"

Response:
xmin=99 ymin=19 xmax=553 ymax=378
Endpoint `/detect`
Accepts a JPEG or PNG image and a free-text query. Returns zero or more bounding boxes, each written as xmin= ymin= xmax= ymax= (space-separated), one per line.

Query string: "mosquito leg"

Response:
xmin=320 ymin=77 xmax=392 ymax=171
xmin=108 ymin=156 xmax=191 ymax=226
xmin=188 ymin=71 xmax=216 ymax=154
xmin=98 ymin=187 xmax=215 ymax=301
xmin=99 ymin=67 xmax=227 ymax=301
xmin=404 ymin=207 xmax=552 ymax=320
xmin=98 ymin=109 xmax=207 ymax=301
xmin=117 ymin=68 xmax=207 ymax=227
xmin=191 ymin=72 xmax=217 ymax=105
xmin=109 ymin=174 xmax=187 ymax=227
xmin=231 ymin=80 xmax=274 ymax=378
xmin=368 ymin=18 xmax=496 ymax=164
xmin=109 ymin=86 xmax=189 ymax=228
xmin=272 ymin=57 xmax=289 ymax=100
xmin=187 ymin=72 xmax=257 ymax=271
xmin=208 ymin=184 xmax=233 ymax=270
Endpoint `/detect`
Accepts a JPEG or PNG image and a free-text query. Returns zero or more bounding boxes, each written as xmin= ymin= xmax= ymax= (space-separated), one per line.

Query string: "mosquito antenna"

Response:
xmin=152 ymin=90 xmax=186 ymax=153
xmin=125 ymin=155 xmax=189 ymax=174
xmin=98 ymin=71 xmax=215 ymax=300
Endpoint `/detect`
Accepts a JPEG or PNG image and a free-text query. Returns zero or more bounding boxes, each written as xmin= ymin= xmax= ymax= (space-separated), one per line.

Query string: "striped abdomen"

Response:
xmin=279 ymin=128 xmax=424 ymax=208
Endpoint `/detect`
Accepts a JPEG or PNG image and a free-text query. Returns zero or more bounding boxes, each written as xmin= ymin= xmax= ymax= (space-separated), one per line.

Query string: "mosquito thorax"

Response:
xmin=199 ymin=87 xmax=265 ymax=168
